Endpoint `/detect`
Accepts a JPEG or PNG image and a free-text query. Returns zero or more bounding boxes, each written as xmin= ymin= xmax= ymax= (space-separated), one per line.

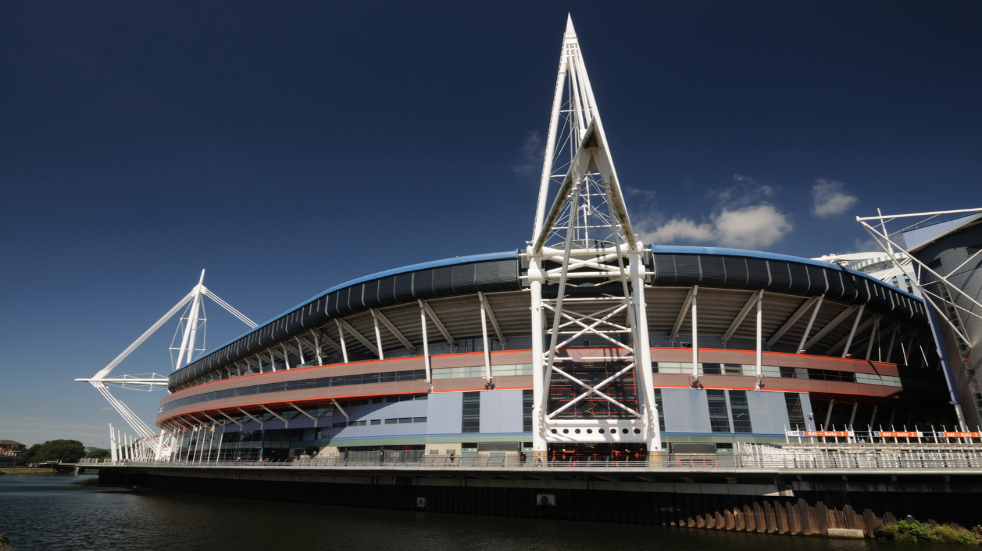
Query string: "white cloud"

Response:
xmin=638 ymin=204 xmax=792 ymax=250
xmin=646 ymin=218 xmax=714 ymax=243
xmin=625 ymin=186 xmax=657 ymax=202
xmin=714 ymin=204 xmax=792 ymax=248
xmin=513 ymin=131 xmax=543 ymax=177
xmin=811 ymin=179 xmax=858 ymax=217
xmin=709 ymin=175 xmax=774 ymax=207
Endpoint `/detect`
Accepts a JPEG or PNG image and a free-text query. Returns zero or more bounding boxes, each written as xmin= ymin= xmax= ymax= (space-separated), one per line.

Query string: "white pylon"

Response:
xmin=527 ymin=16 xmax=660 ymax=461
xmin=78 ymin=271 xmax=258 ymax=459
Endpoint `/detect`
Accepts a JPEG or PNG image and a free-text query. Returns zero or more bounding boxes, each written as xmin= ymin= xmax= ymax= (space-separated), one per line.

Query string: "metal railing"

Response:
xmin=91 ymin=447 xmax=982 ymax=470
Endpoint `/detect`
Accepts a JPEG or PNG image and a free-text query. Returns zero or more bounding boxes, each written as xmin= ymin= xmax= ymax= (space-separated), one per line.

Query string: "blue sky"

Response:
xmin=1 ymin=2 xmax=980 ymax=447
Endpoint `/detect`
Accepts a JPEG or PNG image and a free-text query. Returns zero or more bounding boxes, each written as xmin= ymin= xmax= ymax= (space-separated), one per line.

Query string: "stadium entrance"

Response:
xmin=547 ymin=442 xmax=646 ymax=463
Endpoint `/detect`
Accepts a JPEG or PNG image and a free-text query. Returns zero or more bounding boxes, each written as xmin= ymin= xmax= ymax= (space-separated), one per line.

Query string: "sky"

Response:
xmin=1 ymin=2 xmax=980 ymax=447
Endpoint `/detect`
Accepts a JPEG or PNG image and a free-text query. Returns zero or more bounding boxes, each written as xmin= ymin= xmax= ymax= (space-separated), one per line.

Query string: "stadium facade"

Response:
xmin=151 ymin=18 xmax=960 ymax=464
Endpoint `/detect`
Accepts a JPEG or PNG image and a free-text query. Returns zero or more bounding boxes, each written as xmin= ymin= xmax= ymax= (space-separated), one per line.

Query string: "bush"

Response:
xmin=84 ymin=449 xmax=111 ymax=460
xmin=0 ymin=532 xmax=11 ymax=551
xmin=874 ymin=520 xmax=981 ymax=545
xmin=22 ymin=440 xmax=85 ymax=464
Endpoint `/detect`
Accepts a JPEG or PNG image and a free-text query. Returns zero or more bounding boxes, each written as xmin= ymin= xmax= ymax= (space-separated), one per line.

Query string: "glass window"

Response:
xmin=653 ymin=388 xmax=666 ymax=433
xmin=462 ymin=391 xmax=481 ymax=433
xmin=784 ymin=393 xmax=805 ymax=430
xmin=522 ymin=389 xmax=533 ymax=432
xmin=413 ymin=417 xmax=427 ymax=423
xmin=728 ymin=390 xmax=752 ymax=433
xmin=702 ymin=363 xmax=722 ymax=375
xmin=398 ymin=418 xmax=413 ymax=424
xmin=706 ymin=390 xmax=730 ymax=433
xmin=372 ymin=397 xmax=383 ymax=404
xmin=384 ymin=419 xmax=397 ymax=425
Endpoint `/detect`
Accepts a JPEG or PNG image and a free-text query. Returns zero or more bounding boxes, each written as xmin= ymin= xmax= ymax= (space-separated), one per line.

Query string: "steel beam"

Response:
xmin=420 ymin=300 xmax=456 ymax=346
xmin=767 ymin=296 xmax=820 ymax=348
xmin=722 ymin=292 xmax=760 ymax=344
xmin=669 ymin=288 xmax=695 ymax=340
xmin=372 ymin=309 xmax=416 ymax=353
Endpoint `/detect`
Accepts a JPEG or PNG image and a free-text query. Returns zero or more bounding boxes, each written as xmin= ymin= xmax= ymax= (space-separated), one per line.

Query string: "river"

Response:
xmin=0 ymin=474 xmax=947 ymax=551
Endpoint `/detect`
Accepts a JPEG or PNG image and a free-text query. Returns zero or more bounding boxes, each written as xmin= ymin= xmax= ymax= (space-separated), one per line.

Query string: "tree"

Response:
xmin=23 ymin=440 xmax=86 ymax=463
xmin=84 ymin=448 xmax=111 ymax=460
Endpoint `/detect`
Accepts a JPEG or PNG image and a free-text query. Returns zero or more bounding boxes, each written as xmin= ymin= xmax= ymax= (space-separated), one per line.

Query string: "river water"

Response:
xmin=0 ymin=474 xmax=949 ymax=551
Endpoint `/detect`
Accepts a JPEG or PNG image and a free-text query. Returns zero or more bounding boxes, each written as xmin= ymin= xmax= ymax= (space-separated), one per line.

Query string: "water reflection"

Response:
xmin=0 ymin=475 xmax=938 ymax=551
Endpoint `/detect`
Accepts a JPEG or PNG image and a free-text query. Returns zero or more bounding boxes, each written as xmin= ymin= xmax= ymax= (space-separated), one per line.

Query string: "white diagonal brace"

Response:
xmin=289 ymin=402 xmax=318 ymax=427
xmin=803 ymin=305 xmax=857 ymax=352
xmin=669 ymin=288 xmax=695 ymax=340
xmin=419 ymin=300 xmax=456 ymax=347
xmin=260 ymin=404 xmax=288 ymax=427
xmin=478 ymin=292 xmax=506 ymax=345
xmin=338 ymin=319 xmax=380 ymax=357
xmin=331 ymin=399 xmax=349 ymax=421
xmin=217 ymin=410 xmax=242 ymax=428
xmin=372 ymin=309 xmax=416 ymax=352
xmin=236 ymin=407 xmax=263 ymax=428
xmin=722 ymin=291 xmax=761 ymax=344
xmin=767 ymin=296 xmax=820 ymax=347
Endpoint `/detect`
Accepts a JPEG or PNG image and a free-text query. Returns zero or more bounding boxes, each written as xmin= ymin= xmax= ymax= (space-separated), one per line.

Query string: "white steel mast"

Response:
xmin=527 ymin=16 xmax=660 ymax=462
xmin=77 ymin=271 xmax=258 ymax=460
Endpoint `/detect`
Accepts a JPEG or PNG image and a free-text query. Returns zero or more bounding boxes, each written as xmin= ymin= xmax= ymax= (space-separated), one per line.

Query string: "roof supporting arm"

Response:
xmin=236 ymin=407 xmax=264 ymax=429
xmin=722 ymin=291 xmax=760 ymax=344
xmin=371 ymin=309 xmax=416 ymax=353
xmin=288 ymin=402 xmax=318 ymax=427
xmin=420 ymin=300 xmax=456 ymax=346
xmin=260 ymin=404 xmax=288 ymax=428
xmin=827 ymin=307 xmax=869 ymax=356
xmin=669 ymin=288 xmax=695 ymax=340
xmin=802 ymin=305 xmax=858 ymax=352
xmin=479 ymin=292 xmax=506 ymax=345
xmin=796 ymin=295 xmax=825 ymax=353
xmin=217 ymin=410 xmax=242 ymax=428
xmin=767 ymin=296 xmax=820 ymax=348
xmin=331 ymin=399 xmax=349 ymax=422
xmin=337 ymin=319 xmax=380 ymax=357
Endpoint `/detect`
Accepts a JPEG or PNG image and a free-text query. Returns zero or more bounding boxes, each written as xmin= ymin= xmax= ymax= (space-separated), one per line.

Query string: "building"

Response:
xmin=150 ymin=18 xmax=958 ymax=464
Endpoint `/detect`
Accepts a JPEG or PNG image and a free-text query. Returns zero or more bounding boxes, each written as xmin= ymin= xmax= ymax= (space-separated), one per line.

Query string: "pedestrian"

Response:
xmin=520 ymin=451 xmax=527 ymax=462
xmin=450 ymin=450 xmax=455 ymax=465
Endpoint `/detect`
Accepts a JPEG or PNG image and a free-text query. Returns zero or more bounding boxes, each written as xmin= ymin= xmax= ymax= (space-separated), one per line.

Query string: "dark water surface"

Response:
xmin=0 ymin=474 xmax=946 ymax=551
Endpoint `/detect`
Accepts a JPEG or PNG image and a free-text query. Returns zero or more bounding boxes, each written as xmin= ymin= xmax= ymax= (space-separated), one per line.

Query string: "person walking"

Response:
xmin=449 ymin=450 xmax=455 ymax=465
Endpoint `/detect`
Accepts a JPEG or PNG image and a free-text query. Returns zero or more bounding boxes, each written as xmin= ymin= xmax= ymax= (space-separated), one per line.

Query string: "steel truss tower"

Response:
xmin=527 ymin=17 xmax=660 ymax=461
xmin=77 ymin=270 xmax=257 ymax=460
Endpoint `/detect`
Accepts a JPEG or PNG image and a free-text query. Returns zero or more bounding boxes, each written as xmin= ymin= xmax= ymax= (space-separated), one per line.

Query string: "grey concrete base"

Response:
xmin=827 ymin=529 xmax=864 ymax=539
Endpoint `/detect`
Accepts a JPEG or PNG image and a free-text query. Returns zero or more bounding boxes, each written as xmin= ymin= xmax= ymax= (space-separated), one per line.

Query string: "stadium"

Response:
xmin=106 ymin=18 xmax=965 ymax=465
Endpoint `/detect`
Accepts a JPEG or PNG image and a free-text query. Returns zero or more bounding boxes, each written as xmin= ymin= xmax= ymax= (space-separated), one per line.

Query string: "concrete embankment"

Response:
xmin=98 ymin=465 xmax=982 ymax=538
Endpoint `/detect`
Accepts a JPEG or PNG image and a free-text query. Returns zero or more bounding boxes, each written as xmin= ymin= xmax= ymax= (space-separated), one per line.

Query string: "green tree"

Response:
xmin=84 ymin=449 xmax=111 ymax=460
xmin=23 ymin=439 xmax=86 ymax=463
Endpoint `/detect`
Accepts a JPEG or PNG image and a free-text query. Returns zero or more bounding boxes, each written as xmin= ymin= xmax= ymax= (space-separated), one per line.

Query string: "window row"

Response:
xmin=654 ymin=362 xmax=901 ymax=387
xmin=432 ymin=364 xmax=534 ymax=380
xmin=160 ymin=369 xmax=427 ymax=413
xmin=332 ymin=417 xmax=427 ymax=428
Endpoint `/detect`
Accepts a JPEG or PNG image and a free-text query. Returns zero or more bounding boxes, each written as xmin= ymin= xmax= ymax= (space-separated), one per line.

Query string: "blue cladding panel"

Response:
xmin=662 ymin=388 xmax=711 ymax=433
xmin=427 ymin=393 xmax=463 ymax=434
xmin=478 ymin=390 xmax=524 ymax=434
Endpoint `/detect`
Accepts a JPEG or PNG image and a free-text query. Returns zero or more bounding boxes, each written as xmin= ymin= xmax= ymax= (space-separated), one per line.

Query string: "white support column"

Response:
xmin=755 ymin=291 xmax=763 ymax=390
xmin=823 ymin=399 xmax=835 ymax=430
xmin=885 ymin=327 xmax=898 ymax=364
xmin=848 ymin=402 xmax=858 ymax=430
xmin=630 ymin=252 xmax=660 ymax=455
xmin=529 ymin=256 xmax=546 ymax=461
xmin=865 ymin=320 xmax=879 ymax=361
xmin=295 ymin=337 xmax=305 ymax=366
xmin=269 ymin=349 xmax=277 ymax=372
xmin=281 ymin=344 xmax=290 ymax=370
xmin=314 ymin=330 xmax=323 ymax=365
xmin=109 ymin=424 xmax=117 ymax=462
xmin=479 ymin=293 xmax=492 ymax=381
xmin=797 ymin=295 xmax=824 ymax=353
xmin=336 ymin=320 xmax=349 ymax=364
xmin=691 ymin=286 xmax=699 ymax=382
xmin=371 ymin=310 xmax=385 ymax=360
xmin=419 ymin=301 xmax=431 ymax=385
xmin=841 ymin=305 xmax=865 ymax=358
